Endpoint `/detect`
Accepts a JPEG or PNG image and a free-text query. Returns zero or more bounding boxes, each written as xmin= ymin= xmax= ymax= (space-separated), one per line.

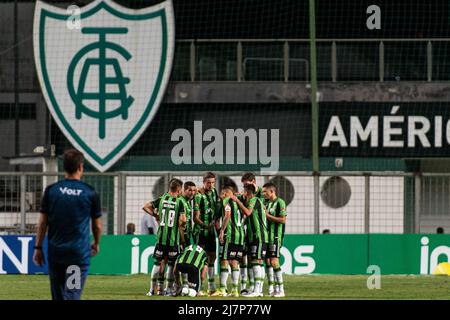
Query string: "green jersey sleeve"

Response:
xmin=222 ymin=197 xmax=231 ymax=216
xmin=247 ymin=197 xmax=257 ymax=211
xmin=278 ymin=199 xmax=287 ymax=217
xmin=193 ymin=193 xmax=202 ymax=211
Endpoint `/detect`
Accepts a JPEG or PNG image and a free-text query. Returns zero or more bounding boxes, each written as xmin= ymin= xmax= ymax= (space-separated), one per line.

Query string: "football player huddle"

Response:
xmin=143 ymin=172 xmax=287 ymax=298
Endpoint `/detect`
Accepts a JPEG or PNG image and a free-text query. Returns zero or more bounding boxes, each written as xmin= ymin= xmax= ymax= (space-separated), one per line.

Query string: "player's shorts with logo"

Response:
xmin=153 ymin=243 xmax=180 ymax=262
xmin=267 ymin=238 xmax=282 ymax=258
xmin=195 ymin=232 xmax=217 ymax=253
xmin=249 ymin=241 xmax=267 ymax=260
xmin=176 ymin=263 xmax=202 ymax=291
xmin=219 ymin=241 xmax=244 ymax=261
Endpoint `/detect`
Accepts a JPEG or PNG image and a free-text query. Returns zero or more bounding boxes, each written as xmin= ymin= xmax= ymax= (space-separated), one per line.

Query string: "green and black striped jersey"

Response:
xmin=205 ymin=188 xmax=220 ymax=220
xmin=236 ymin=190 xmax=263 ymax=243
xmin=222 ymin=197 xmax=245 ymax=245
xmin=152 ymin=193 xmax=185 ymax=246
xmin=246 ymin=196 xmax=269 ymax=243
xmin=193 ymin=192 xmax=214 ymax=237
xmin=266 ymin=197 xmax=287 ymax=244
xmin=180 ymin=196 xmax=194 ymax=236
xmin=176 ymin=244 xmax=208 ymax=269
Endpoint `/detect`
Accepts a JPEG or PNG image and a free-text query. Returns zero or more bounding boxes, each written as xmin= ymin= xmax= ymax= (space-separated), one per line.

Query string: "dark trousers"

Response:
xmin=177 ymin=263 xmax=201 ymax=291
xmin=48 ymin=262 xmax=89 ymax=300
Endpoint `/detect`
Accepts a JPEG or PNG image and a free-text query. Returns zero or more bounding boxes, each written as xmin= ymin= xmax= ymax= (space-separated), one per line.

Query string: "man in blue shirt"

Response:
xmin=33 ymin=149 xmax=102 ymax=300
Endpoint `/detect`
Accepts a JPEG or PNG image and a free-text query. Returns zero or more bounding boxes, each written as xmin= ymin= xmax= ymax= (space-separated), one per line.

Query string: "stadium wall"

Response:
xmin=1 ymin=234 xmax=450 ymax=276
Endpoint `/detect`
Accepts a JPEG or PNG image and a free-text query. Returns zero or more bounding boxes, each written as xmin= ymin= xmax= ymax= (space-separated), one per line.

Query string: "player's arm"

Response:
xmin=91 ymin=217 xmax=102 ymax=255
xmin=179 ymin=201 xmax=187 ymax=229
xmin=178 ymin=214 xmax=187 ymax=245
xmin=34 ymin=213 xmax=47 ymax=249
xmin=142 ymin=201 xmax=155 ymax=215
xmin=193 ymin=196 xmax=207 ymax=229
xmin=201 ymin=263 xmax=209 ymax=281
xmin=33 ymin=213 xmax=48 ymax=266
xmin=231 ymin=194 xmax=252 ymax=217
xmin=179 ymin=227 xmax=186 ymax=245
xmin=266 ymin=211 xmax=286 ymax=224
xmin=179 ymin=214 xmax=187 ymax=228
xmin=143 ymin=199 xmax=160 ymax=220
xmin=214 ymin=216 xmax=221 ymax=232
xmin=178 ymin=204 xmax=187 ymax=244
xmin=90 ymin=191 xmax=102 ymax=256
xmin=33 ymin=187 xmax=50 ymax=266
xmin=266 ymin=202 xmax=287 ymax=224
xmin=219 ymin=204 xmax=231 ymax=244
xmin=173 ymin=261 xmax=181 ymax=287
xmin=194 ymin=210 xmax=207 ymax=229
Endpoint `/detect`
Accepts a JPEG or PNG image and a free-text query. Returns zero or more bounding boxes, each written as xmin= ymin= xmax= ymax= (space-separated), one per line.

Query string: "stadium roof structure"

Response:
xmin=2 ymin=145 xmax=56 ymax=166
xmin=2 ymin=155 xmax=44 ymax=166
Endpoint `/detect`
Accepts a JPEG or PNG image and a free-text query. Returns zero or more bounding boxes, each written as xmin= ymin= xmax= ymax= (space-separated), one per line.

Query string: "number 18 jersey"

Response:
xmin=152 ymin=193 xmax=185 ymax=246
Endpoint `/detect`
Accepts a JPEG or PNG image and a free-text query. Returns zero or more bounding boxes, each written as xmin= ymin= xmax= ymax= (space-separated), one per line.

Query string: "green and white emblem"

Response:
xmin=33 ymin=0 xmax=174 ymax=172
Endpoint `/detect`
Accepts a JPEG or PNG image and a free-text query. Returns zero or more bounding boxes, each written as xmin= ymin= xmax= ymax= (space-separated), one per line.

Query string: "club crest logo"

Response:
xmin=33 ymin=0 xmax=175 ymax=171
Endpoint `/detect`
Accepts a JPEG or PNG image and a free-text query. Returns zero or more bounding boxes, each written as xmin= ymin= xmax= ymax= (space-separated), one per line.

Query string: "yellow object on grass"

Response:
xmin=432 ymin=262 xmax=450 ymax=275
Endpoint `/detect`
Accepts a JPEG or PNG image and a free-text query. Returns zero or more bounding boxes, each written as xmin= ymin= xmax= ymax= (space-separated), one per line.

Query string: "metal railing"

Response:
xmin=1 ymin=171 xmax=449 ymax=235
xmin=0 ymin=38 xmax=445 ymax=91
xmin=175 ymin=38 xmax=447 ymax=82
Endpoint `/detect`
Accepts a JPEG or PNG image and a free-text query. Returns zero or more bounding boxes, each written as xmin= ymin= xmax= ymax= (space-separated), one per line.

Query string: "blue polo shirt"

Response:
xmin=40 ymin=179 xmax=102 ymax=265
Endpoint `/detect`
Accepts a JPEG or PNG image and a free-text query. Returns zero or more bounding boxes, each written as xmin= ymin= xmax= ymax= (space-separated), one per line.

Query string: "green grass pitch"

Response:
xmin=1 ymin=274 xmax=450 ymax=300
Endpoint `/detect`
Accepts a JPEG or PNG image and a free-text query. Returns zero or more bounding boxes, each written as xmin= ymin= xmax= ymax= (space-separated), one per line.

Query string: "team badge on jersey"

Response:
xmin=33 ymin=0 xmax=175 ymax=171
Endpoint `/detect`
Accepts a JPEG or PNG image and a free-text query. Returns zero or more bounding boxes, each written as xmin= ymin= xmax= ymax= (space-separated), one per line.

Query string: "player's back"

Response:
xmin=177 ymin=244 xmax=208 ymax=269
xmin=248 ymin=197 xmax=269 ymax=243
xmin=155 ymin=193 xmax=184 ymax=246
xmin=42 ymin=179 xmax=100 ymax=265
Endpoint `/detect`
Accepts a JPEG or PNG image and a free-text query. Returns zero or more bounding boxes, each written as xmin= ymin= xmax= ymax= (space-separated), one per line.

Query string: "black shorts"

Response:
xmin=267 ymin=239 xmax=282 ymax=258
xmin=195 ymin=233 xmax=217 ymax=254
xmin=153 ymin=243 xmax=180 ymax=262
xmin=177 ymin=263 xmax=202 ymax=291
xmin=244 ymin=238 xmax=253 ymax=256
xmin=249 ymin=241 xmax=268 ymax=260
xmin=219 ymin=242 xmax=244 ymax=261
